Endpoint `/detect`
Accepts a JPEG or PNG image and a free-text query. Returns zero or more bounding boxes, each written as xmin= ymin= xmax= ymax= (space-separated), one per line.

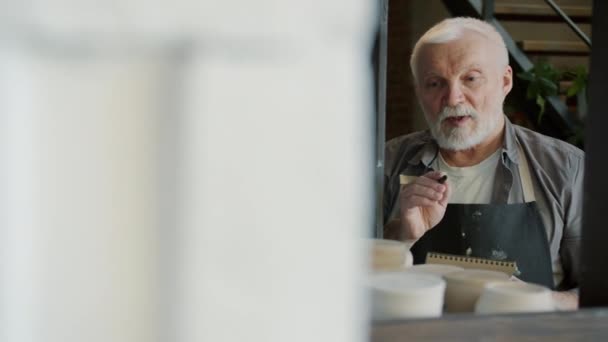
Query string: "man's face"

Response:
xmin=414 ymin=33 xmax=512 ymax=150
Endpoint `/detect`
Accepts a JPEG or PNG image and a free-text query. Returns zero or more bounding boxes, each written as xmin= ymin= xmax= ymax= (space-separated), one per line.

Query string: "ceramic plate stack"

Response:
xmin=475 ymin=282 xmax=555 ymax=314
xmin=367 ymin=239 xmax=413 ymax=271
xmin=369 ymin=272 xmax=446 ymax=320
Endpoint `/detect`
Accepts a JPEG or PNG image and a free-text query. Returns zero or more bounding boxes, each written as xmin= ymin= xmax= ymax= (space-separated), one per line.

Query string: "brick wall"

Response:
xmin=385 ymin=0 xmax=415 ymax=141
xmin=385 ymin=0 xmax=449 ymax=141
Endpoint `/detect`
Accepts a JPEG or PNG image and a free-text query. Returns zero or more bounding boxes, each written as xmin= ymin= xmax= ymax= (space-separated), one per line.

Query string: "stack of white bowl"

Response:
xmin=368 ymin=272 xmax=446 ymax=320
xmin=443 ymin=269 xmax=511 ymax=313
xmin=441 ymin=269 xmax=556 ymax=314
xmin=366 ymin=241 xmax=555 ymax=317
xmin=475 ymin=282 xmax=555 ymax=314
xmin=404 ymin=264 xmax=464 ymax=312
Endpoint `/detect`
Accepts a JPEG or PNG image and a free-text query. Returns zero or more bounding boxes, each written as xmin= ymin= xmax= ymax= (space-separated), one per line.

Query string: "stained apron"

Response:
xmin=410 ymin=145 xmax=554 ymax=288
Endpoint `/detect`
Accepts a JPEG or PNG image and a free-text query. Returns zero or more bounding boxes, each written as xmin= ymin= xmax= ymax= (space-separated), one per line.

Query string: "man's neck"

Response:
xmin=439 ymin=124 xmax=505 ymax=167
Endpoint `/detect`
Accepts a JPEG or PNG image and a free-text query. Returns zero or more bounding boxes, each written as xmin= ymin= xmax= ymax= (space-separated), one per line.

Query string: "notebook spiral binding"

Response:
xmin=426 ymin=252 xmax=521 ymax=276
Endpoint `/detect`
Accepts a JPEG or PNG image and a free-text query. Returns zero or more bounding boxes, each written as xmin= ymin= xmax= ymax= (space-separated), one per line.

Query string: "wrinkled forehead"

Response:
xmin=416 ymin=34 xmax=505 ymax=78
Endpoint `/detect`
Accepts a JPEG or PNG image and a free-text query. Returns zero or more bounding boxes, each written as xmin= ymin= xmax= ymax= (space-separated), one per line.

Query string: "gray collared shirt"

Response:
xmin=383 ymin=117 xmax=584 ymax=290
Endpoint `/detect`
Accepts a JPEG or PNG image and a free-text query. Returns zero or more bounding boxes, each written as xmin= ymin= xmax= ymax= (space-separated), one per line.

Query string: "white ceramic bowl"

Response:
xmin=443 ymin=269 xmax=511 ymax=313
xmin=475 ymin=282 xmax=555 ymax=314
xmin=369 ymin=272 xmax=446 ymax=319
xmin=367 ymin=239 xmax=413 ymax=271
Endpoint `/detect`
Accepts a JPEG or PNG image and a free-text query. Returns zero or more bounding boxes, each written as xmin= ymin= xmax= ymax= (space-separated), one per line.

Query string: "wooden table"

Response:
xmin=372 ymin=308 xmax=608 ymax=341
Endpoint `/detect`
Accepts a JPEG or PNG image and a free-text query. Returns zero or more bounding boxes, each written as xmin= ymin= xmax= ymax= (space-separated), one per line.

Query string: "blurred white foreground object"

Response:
xmin=0 ymin=1 xmax=376 ymax=341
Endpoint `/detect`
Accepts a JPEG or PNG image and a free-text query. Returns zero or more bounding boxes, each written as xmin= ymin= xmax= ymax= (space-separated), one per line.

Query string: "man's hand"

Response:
xmin=399 ymin=171 xmax=450 ymax=240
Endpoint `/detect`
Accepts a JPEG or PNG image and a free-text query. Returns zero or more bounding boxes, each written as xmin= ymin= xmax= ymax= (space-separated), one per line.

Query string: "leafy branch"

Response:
xmin=516 ymin=61 xmax=588 ymax=124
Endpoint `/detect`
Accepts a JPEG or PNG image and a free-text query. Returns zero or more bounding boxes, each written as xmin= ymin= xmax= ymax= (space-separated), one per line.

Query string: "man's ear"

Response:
xmin=503 ymin=65 xmax=513 ymax=95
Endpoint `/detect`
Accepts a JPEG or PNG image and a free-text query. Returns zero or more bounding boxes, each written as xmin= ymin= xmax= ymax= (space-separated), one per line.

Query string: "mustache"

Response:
xmin=438 ymin=105 xmax=479 ymax=122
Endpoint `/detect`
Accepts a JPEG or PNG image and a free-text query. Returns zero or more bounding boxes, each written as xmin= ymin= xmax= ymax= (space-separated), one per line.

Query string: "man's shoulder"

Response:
xmin=384 ymin=130 xmax=433 ymax=176
xmin=385 ymin=130 xmax=432 ymax=154
xmin=513 ymin=124 xmax=584 ymax=166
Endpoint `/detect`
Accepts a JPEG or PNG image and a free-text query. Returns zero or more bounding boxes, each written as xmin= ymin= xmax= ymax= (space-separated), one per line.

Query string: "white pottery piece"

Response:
xmin=443 ymin=269 xmax=511 ymax=313
xmin=475 ymin=282 xmax=555 ymax=314
xmin=369 ymin=272 xmax=446 ymax=320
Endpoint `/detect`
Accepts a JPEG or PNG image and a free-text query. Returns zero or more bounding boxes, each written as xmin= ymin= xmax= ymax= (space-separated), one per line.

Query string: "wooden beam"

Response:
xmin=519 ymin=40 xmax=589 ymax=55
xmin=495 ymin=3 xmax=591 ymax=22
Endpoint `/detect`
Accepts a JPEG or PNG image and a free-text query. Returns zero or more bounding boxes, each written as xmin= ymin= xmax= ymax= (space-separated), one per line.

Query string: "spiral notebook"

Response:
xmin=426 ymin=252 xmax=520 ymax=276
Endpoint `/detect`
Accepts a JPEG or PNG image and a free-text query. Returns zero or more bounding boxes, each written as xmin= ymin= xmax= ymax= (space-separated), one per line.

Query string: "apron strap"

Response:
xmin=517 ymin=144 xmax=536 ymax=203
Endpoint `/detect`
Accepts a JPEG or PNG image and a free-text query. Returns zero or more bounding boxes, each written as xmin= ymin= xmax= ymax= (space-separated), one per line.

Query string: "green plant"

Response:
xmin=563 ymin=65 xmax=588 ymax=98
xmin=516 ymin=61 xmax=588 ymax=124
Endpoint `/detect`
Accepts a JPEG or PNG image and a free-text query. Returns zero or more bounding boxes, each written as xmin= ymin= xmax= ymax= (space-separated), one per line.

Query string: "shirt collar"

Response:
xmin=407 ymin=131 xmax=438 ymax=169
xmin=501 ymin=116 xmax=520 ymax=165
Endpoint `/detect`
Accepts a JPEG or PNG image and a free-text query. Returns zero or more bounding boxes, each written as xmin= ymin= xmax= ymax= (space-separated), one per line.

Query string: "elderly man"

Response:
xmin=383 ymin=17 xmax=583 ymax=309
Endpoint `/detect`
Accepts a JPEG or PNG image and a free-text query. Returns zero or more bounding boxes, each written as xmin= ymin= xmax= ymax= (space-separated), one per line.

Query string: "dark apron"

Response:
xmin=409 ymin=147 xmax=554 ymax=289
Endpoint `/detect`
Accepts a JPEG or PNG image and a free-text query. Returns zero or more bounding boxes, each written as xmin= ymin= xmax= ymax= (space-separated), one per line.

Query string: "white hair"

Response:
xmin=410 ymin=17 xmax=509 ymax=82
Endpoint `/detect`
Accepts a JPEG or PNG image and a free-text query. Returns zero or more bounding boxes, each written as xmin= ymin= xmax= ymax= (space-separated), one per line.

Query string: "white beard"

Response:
xmin=426 ymin=105 xmax=502 ymax=151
